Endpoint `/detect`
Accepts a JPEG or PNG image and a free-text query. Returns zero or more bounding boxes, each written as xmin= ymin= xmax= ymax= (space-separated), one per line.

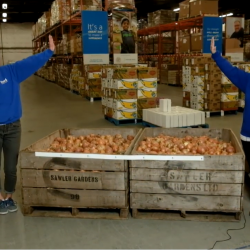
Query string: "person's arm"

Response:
xmin=211 ymin=37 xmax=249 ymax=92
xmin=9 ymin=49 xmax=53 ymax=83
xmin=10 ymin=35 xmax=55 ymax=83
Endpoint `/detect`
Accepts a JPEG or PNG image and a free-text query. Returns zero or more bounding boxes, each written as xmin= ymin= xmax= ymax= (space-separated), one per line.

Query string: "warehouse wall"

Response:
xmin=0 ymin=23 xmax=33 ymax=66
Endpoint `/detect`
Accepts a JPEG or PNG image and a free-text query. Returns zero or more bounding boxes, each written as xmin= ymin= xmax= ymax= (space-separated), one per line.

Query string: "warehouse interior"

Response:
xmin=1 ymin=0 xmax=250 ymax=249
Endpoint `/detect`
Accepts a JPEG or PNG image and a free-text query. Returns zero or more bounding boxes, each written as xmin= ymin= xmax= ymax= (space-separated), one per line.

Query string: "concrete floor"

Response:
xmin=1 ymin=75 xmax=250 ymax=249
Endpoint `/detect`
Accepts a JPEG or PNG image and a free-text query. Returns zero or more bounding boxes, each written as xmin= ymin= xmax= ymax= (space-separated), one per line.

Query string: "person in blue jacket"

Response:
xmin=211 ymin=37 xmax=250 ymax=167
xmin=0 ymin=35 xmax=55 ymax=215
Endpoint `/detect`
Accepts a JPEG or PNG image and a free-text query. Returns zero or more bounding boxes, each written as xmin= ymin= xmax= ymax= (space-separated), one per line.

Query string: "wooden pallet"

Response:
xmin=131 ymin=209 xmax=241 ymax=222
xmin=189 ymin=14 xmax=219 ymax=18
xmin=86 ymin=96 xmax=102 ymax=101
xmin=206 ymin=109 xmax=238 ymax=118
xmin=23 ymin=205 xmax=129 ymax=220
xmin=105 ymin=116 xmax=142 ymax=126
xmin=142 ymin=121 xmax=209 ymax=129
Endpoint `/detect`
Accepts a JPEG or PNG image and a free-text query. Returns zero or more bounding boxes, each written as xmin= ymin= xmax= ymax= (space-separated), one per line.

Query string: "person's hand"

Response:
xmin=49 ymin=35 xmax=55 ymax=52
xmin=210 ymin=37 xmax=216 ymax=54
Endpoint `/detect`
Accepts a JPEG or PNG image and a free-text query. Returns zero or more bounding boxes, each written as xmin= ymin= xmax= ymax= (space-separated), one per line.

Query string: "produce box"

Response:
xmin=20 ymin=128 xmax=142 ymax=219
xmin=130 ymin=128 xmax=244 ymax=221
xmin=190 ymin=0 xmax=218 ymax=17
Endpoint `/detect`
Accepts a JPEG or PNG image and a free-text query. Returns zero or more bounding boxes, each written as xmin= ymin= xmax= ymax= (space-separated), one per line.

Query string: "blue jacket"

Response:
xmin=0 ymin=49 xmax=53 ymax=125
xmin=212 ymin=51 xmax=250 ymax=137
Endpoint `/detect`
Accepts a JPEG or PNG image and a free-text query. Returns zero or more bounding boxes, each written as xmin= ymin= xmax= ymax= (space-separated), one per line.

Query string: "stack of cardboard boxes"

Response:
xmin=182 ymin=56 xmax=237 ymax=111
xmin=84 ymin=65 xmax=103 ymax=99
xmin=57 ymin=64 xmax=72 ymax=89
xmin=50 ymin=0 xmax=70 ymax=27
xmin=69 ymin=64 xmax=83 ymax=92
xmin=178 ymin=0 xmax=218 ymax=20
xmin=70 ymin=0 xmax=102 ymax=13
xmin=102 ymin=67 xmax=158 ymax=121
xmin=221 ymin=73 xmax=239 ymax=111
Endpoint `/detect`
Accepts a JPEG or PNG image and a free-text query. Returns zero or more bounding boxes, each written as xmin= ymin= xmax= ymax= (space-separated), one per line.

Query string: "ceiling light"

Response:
xmin=2 ymin=13 xmax=7 ymax=17
xmin=226 ymin=13 xmax=233 ymax=16
xmin=2 ymin=19 xmax=7 ymax=22
xmin=220 ymin=14 xmax=226 ymax=17
xmin=173 ymin=8 xmax=180 ymax=11
xmin=2 ymin=3 xmax=7 ymax=9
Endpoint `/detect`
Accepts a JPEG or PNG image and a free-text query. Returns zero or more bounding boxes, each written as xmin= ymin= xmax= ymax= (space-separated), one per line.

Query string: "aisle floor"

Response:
xmin=0 ymin=76 xmax=250 ymax=249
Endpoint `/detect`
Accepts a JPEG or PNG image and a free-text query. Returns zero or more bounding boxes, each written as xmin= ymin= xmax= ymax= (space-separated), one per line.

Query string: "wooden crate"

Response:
xmin=20 ymin=128 xmax=142 ymax=219
xmin=130 ymin=128 xmax=245 ymax=222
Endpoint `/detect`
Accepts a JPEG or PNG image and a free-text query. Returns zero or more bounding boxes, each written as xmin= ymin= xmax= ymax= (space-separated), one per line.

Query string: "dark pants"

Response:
xmin=241 ymin=140 xmax=250 ymax=171
xmin=0 ymin=120 xmax=21 ymax=194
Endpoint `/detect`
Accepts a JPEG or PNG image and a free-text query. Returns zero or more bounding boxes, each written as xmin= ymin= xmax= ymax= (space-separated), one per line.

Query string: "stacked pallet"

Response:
xmin=70 ymin=0 xmax=102 ymax=13
xmin=70 ymin=64 xmax=83 ymax=92
xmin=178 ymin=0 xmax=218 ymax=20
xmin=50 ymin=0 xmax=70 ymax=27
xmin=182 ymin=56 xmax=237 ymax=112
xmin=102 ymin=67 xmax=158 ymax=123
xmin=148 ymin=10 xmax=176 ymax=27
xmin=57 ymin=64 xmax=72 ymax=89
xmin=84 ymin=65 xmax=102 ymax=99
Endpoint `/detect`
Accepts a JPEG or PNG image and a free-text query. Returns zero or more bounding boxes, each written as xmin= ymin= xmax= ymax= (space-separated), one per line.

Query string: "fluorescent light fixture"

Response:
xmin=226 ymin=13 xmax=233 ymax=16
xmin=220 ymin=14 xmax=226 ymax=17
xmin=2 ymin=13 xmax=7 ymax=17
xmin=173 ymin=8 xmax=180 ymax=11
xmin=2 ymin=3 xmax=7 ymax=9
xmin=2 ymin=19 xmax=7 ymax=22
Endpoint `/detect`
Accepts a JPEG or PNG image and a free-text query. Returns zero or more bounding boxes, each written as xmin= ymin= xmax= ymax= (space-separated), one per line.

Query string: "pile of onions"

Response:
xmin=47 ymin=134 xmax=135 ymax=154
xmin=136 ymin=134 xmax=236 ymax=155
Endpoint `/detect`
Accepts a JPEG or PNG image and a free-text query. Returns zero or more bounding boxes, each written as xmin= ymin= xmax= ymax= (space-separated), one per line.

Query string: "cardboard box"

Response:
xmin=205 ymin=63 xmax=220 ymax=72
xmin=137 ymin=67 xmax=157 ymax=79
xmin=84 ymin=65 xmax=102 ymax=72
xmin=190 ymin=57 xmax=206 ymax=65
xmin=225 ymin=38 xmax=241 ymax=51
xmin=137 ymin=98 xmax=157 ymax=109
xmin=190 ymin=0 xmax=218 ymax=17
xmin=221 ymin=92 xmax=239 ymax=102
xmin=205 ymin=81 xmax=221 ymax=91
xmin=183 ymin=83 xmax=192 ymax=92
xmin=183 ymin=99 xmax=191 ymax=108
xmin=183 ymin=91 xmax=191 ymax=99
xmin=221 ymin=101 xmax=238 ymax=110
xmin=222 ymin=84 xmax=238 ymax=93
xmin=88 ymin=72 xmax=102 ymax=79
xmin=137 ymin=88 xmax=157 ymax=99
xmin=179 ymin=0 xmax=189 ymax=19
xmin=191 ymin=66 xmax=205 ymax=76
xmin=113 ymin=99 xmax=137 ymax=110
xmin=205 ymin=90 xmax=221 ymax=102
xmin=137 ymin=109 xmax=143 ymax=119
xmin=205 ymin=101 xmax=221 ymax=111
xmin=221 ymin=74 xmax=231 ymax=84
xmin=112 ymin=79 xmax=138 ymax=89
xmin=206 ymin=72 xmax=221 ymax=81
xmin=191 ymin=34 xmax=202 ymax=52
xmin=113 ymin=68 xmax=137 ymax=79
xmin=179 ymin=35 xmax=190 ymax=53
xmin=87 ymin=78 xmax=102 ymax=85
xmin=102 ymin=106 xmax=113 ymax=118
xmin=112 ymin=109 xmax=137 ymax=120
xmin=112 ymin=89 xmax=137 ymax=99
xmin=138 ymin=78 xmax=157 ymax=89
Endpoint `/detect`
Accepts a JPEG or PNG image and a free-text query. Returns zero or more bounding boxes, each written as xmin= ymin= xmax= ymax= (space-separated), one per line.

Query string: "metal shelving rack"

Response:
xmin=137 ymin=16 xmax=209 ymax=85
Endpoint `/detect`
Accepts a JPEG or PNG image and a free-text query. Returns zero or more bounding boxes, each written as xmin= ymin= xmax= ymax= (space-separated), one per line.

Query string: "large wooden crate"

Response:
xmin=130 ymin=128 xmax=245 ymax=222
xmin=20 ymin=128 xmax=142 ymax=219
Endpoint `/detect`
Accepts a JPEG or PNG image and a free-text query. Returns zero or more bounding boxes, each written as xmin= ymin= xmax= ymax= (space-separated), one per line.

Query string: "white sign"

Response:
xmin=83 ymin=54 xmax=109 ymax=64
xmin=114 ymin=54 xmax=138 ymax=64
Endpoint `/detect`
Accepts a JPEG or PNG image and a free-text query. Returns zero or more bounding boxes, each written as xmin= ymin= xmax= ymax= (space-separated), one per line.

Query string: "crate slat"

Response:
xmin=23 ymin=188 xmax=127 ymax=208
xmin=130 ymin=168 xmax=244 ymax=184
xmin=21 ymin=169 xmax=127 ymax=190
xmin=130 ymin=181 xmax=242 ymax=196
xmin=130 ymin=193 xmax=241 ymax=211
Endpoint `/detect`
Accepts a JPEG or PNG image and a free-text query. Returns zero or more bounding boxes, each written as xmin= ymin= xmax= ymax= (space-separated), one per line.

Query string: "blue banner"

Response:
xmin=202 ymin=17 xmax=222 ymax=54
xmin=81 ymin=11 xmax=109 ymax=64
